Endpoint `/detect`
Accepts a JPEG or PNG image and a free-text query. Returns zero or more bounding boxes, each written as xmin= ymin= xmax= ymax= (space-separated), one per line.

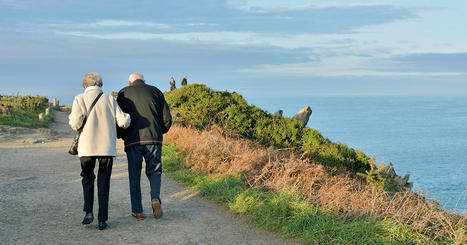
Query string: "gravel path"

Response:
xmin=0 ymin=110 xmax=295 ymax=245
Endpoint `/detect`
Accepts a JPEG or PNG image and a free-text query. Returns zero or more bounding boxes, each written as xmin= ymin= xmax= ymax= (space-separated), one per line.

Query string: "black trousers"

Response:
xmin=80 ymin=156 xmax=113 ymax=222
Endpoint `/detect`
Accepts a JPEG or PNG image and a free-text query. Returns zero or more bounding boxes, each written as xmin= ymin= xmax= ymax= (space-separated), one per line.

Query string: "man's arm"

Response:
xmin=160 ymin=93 xmax=172 ymax=134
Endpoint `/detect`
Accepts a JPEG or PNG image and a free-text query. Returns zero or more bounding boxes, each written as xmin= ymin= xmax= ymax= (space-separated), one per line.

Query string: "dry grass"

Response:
xmin=166 ymin=125 xmax=466 ymax=243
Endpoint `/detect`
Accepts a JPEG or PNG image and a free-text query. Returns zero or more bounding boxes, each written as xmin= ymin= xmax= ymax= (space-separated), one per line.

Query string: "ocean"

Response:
xmin=247 ymin=95 xmax=467 ymax=213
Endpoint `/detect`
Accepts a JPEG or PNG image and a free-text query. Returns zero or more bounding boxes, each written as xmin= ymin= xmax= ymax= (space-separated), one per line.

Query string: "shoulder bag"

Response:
xmin=68 ymin=92 xmax=103 ymax=155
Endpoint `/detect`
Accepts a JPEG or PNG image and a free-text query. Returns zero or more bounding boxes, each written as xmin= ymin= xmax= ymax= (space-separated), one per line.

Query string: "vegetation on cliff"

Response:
xmin=164 ymin=84 xmax=466 ymax=244
xmin=165 ymin=84 xmax=370 ymax=174
xmin=162 ymin=143 xmax=427 ymax=244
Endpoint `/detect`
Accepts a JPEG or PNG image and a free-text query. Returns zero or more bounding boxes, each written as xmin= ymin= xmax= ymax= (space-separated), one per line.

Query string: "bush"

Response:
xmin=0 ymin=94 xmax=53 ymax=127
xmin=165 ymin=84 xmax=371 ymax=174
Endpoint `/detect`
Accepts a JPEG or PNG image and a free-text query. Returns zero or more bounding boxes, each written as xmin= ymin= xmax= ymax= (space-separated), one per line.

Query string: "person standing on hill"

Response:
xmin=169 ymin=77 xmax=176 ymax=91
xmin=69 ymin=73 xmax=131 ymax=230
xmin=181 ymin=75 xmax=188 ymax=87
xmin=116 ymin=73 xmax=172 ymax=221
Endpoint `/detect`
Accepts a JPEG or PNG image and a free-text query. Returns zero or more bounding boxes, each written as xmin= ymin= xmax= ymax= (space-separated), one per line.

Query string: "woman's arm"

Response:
xmin=112 ymin=96 xmax=131 ymax=129
xmin=68 ymin=96 xmax=85 ymax=131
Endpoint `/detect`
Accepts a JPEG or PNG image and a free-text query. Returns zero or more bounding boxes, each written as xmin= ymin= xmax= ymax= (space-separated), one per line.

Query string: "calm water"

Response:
xmin=247 ymin=95 xmax=467 ymax=213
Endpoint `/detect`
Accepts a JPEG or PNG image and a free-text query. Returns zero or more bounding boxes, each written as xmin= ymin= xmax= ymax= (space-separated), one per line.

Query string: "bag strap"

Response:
xmin=78 ymin=92 xmax=103 ymax=131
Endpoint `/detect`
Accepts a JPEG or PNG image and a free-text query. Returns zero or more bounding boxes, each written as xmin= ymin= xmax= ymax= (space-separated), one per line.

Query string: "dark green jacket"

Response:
xmin=117 ymin=80 xmax=172 ymax=149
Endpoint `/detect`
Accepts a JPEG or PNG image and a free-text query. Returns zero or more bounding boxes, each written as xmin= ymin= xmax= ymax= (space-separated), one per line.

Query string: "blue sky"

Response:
xmin=1 ymin=0 xmax=466 ymax=105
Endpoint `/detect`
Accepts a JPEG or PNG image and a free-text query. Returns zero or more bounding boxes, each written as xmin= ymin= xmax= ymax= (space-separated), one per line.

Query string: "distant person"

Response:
xmin=117 ymin=73 xmax=172 ymax=221
xmin=68 ymin=73 xmax=131 ymax=230
xmin=169 ymin=77 xmax=176 ymax=91
xmin=181 ymin=75 xmax=188 ymax=86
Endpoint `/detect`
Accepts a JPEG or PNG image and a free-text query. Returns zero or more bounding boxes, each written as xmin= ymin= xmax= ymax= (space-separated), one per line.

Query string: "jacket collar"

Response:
xmin=132 ymin=79 xmax=145 ymax=86
xmin=85 ymin=86 xmax=102 ymax=93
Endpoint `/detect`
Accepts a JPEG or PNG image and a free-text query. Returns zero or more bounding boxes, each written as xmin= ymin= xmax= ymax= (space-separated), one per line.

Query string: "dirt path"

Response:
xmin=0 ymin=110 xmax=295 ymax=245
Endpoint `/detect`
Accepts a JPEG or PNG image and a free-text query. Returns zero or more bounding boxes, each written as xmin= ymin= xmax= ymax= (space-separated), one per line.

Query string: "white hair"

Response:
xmin=82 ymin=73 xmax=103 ymax=87
xmin=128 ymin=73 xmax=145 ymax=84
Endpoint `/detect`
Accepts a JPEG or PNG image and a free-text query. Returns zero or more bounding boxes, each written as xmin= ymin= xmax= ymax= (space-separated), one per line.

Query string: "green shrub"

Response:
xmin=0 ymin=94 xmax=53 ymax=127
xmin=165 ymin=84 xmax=371 ymax=174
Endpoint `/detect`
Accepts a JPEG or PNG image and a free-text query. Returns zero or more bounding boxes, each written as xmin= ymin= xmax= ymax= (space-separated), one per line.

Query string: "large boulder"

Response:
xmin=292 ymin=106 xmax=312 ymax=126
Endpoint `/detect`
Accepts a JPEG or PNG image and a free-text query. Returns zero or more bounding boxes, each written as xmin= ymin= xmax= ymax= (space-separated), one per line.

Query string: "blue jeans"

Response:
xmin=126 ymin=144 xmax=162 ymax=213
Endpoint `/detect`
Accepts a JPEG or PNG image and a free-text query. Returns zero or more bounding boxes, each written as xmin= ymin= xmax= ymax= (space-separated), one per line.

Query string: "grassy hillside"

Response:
xmin=162 ymin=144 xmax=430 ymax=244
xmin=0 ymin=94 xmax=53 ymax=127
xmin=165 ymin=84 xmax=370 ymax=175
xmin=164 ymin=84 xmax=466 ymax=244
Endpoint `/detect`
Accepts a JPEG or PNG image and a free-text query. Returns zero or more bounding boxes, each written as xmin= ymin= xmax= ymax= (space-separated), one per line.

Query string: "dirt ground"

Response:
xmin=0 ymin=110 xmax=295 ymax=245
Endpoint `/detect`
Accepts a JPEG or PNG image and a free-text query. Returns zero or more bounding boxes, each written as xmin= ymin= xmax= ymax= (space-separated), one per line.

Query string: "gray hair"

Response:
xmin=128 ymin=73 xmax=144 ymax=84
xmin=82 ymin=73 xmax=103 ymax=88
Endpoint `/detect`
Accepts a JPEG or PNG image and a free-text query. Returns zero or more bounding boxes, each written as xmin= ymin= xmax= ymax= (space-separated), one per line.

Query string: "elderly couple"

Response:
xmin=68 ymin=72 xmax=172 ymax=230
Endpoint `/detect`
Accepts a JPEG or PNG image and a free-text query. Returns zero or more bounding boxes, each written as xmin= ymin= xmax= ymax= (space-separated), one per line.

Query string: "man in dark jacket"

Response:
xmin=117 ymin=73 xmax=172 ymax=220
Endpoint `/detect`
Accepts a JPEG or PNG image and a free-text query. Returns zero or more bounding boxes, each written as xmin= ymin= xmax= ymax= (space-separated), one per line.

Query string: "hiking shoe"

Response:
xmin=151 ymin=198 xmax=163 ymax=219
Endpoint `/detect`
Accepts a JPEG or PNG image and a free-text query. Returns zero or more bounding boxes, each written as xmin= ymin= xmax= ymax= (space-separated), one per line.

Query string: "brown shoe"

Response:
xmin=151 ymin=198 xmax=163 ymax=219
xmin=131 ymin=212 xmax=144 ymax=221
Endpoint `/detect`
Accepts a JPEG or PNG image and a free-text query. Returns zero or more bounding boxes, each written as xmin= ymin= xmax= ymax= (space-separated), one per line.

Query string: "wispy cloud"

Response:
xmin=81 ymin=20 xmax=171 ymax=29
xmin=0 ymin=0 xmax=28 ymax=9
xmin=1 ymin=1 xmax=422 ymax=35
xmin=239 ymin=55 xmax=467 ymax=77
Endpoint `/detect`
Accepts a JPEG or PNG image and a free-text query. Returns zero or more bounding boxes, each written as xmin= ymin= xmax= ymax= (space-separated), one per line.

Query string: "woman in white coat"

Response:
xmin=69 ymin=73 xmax=131 ymax=230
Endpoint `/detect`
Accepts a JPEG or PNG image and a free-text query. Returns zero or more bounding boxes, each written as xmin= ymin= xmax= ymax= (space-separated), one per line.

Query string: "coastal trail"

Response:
xmin=0 ymin=110 xmax=295 ymax=245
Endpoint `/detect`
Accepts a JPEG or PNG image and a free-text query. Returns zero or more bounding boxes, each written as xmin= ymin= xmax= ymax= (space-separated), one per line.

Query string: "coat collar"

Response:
xmin=85 ymin=86 xmax=102 ymax=93
xmin=132 ymin=79 xmax=145 ymax=86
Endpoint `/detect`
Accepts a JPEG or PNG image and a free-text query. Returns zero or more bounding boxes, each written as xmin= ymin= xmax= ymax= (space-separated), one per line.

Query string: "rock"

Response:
xmin=379 ymin=163 xmax=412 ymax=190
xmin=401 ymin=174 xmax=410 ymax=185
xmin=23 ymin=138 xmax=45 ymax=144
xmin=273 ymin=110 xmax=283 ymax=117
xmin=380 ymin=163 xmax=396 ymax=179
xmin=6 ymin=126 xmax=31 ymax=134
xmin=394 ymin=175 xmax=402 ymax=185
xmin=404 ymin=181 xmax=413 ymax=189
xmin=36 ymin=128 xmax=57 ymax=135
xmin=38 ymin=113 xmax=44 ymax=121
xmin=401 ymin=174 xmax=412 ymax=189
xmin=292 ymin=106 xmax=312 ymax=126
xmin=53 ymin=98 xmax=59 ymax=107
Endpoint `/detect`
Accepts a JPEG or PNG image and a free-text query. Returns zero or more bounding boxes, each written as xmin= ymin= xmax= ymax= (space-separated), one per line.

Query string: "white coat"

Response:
xmin=68 ymin=86 xmax=131 ymax=157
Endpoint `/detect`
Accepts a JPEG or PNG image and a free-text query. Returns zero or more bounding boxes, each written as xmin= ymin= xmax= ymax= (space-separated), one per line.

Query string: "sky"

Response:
xmin=1 ymin=0 xmax=466 ymax=105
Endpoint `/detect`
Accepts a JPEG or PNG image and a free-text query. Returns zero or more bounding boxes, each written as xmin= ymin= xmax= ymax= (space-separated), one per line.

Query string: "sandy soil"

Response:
xmin=0 ymin=110 xmax=295 ymax=245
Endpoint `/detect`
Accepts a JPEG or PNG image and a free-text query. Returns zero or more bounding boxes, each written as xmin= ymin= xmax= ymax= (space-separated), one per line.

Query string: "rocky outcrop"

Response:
xmin=292 ymin=106 xmax=312 ymax=126
xmin=378 ymin=162 xmax=413 ymax=189
xmin=273 ymin=110 xmax=283 ymax=118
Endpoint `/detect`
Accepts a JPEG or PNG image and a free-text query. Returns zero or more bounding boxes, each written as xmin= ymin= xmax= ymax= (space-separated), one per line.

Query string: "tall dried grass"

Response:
xmin=165 ymin=125 xmax=466 ymax=243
